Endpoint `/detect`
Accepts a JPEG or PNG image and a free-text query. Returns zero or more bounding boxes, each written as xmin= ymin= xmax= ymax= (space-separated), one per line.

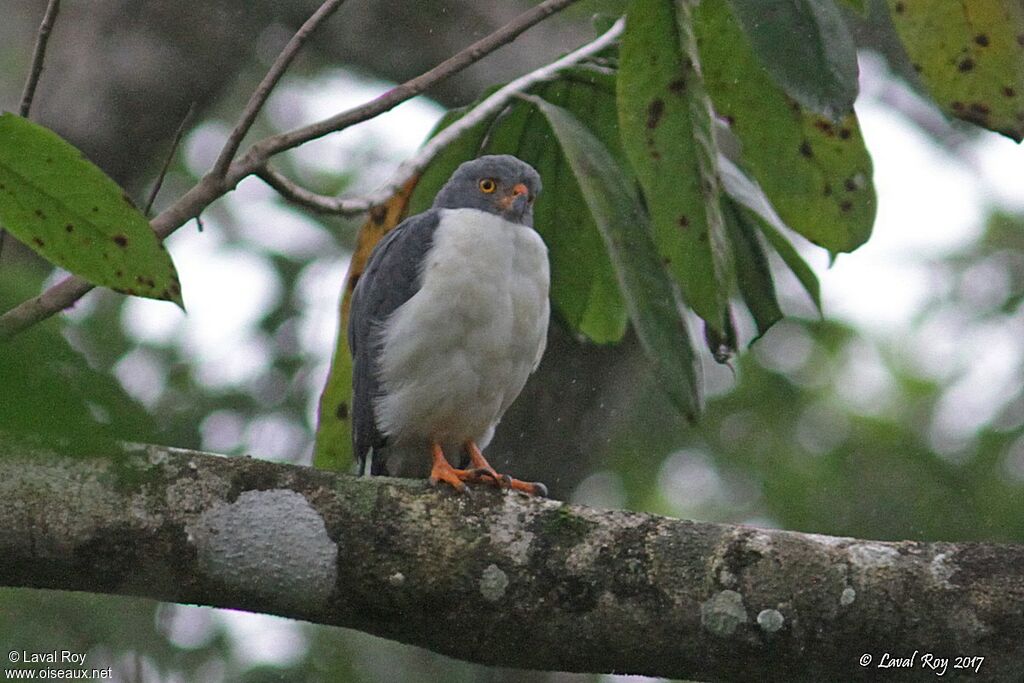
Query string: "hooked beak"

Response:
xmin=498 ymin=182 xmax=531 ymax=217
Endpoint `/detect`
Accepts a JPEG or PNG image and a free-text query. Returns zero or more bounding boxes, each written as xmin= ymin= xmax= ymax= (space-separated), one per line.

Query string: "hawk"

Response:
xmin=349 ymin=155 xmax=549 ymax=495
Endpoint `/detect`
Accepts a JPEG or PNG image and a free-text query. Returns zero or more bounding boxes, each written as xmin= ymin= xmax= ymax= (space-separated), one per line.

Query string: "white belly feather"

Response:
xmin=375 ymin=208 xmax=550 ymax=453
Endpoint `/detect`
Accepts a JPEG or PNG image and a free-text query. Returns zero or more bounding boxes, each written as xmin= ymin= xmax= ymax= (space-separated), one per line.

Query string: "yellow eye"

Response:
xmin=478 ymin=178 xmax=496 ymax=193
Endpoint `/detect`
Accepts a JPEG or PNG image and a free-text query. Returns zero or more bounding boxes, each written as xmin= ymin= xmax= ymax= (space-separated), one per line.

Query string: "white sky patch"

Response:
xmin=820 ymin=100 xmax=982 ymax=332
xmin=267 ymin=70 xmax=445 ymax=191
xmin=183 ymin=121 xmax=231 ymax=174
xmin=219 ymin=610 xmax=307 ymax=668
xmin=659 ymin=448 xmax=725 ymax=511
xmin=113 ymin=347 xmax=167 ymax=409
xmin=973 ymin=133 xmax=1024 ymax=211
xmin=121 ymin=222 xmax=282 ymax=390
xmin=224 ymin=178 xmax=335 ymax=259
xmin=931 ymin=318 xmax=1024 ymax=442
xmin=200 ymin=409 xmax=247 ymax=453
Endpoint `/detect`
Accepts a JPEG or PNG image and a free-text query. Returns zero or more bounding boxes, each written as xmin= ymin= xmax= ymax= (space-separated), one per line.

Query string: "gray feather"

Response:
xmin=349 ymin=210 xmax=441 ymax=474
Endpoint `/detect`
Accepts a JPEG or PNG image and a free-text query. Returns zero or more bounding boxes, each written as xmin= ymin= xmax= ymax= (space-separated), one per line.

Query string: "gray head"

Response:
xmin=432 ymin=154 xmax=542 ymax=226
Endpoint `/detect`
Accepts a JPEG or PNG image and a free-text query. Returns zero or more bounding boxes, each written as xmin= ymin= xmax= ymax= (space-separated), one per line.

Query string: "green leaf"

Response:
xmin=722 ymin=198 xmax=782 ymax=342
xmin=837 ymin=0 xmax=868 ymax=14
xmin=886 ymin=0 xmax=1024 ymax=142
xmin=618 ymin=0 xmax=731 ymax=334
xmin=725 ymin=0 xmax=859 ymax=118
xmin=696 ymin=0 xmax=876 ymax=254
xmin=719 ymin=155 xmax=822 ymax=313
xmin=0 ymin=113 xmax=184 ymax=306
xmin=0 ymin=264 xmax=159 ymax=455
xmin=313 ymin=329 xmax=354 ymax=472
xmin=525 ymin=95 xmax=702 ymax=419
xmin=515 ymin=71 xmax=629 ymax=343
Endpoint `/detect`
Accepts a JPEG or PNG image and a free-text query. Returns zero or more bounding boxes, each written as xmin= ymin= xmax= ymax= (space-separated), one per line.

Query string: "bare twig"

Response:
xmin=0 ymin=0 xmax=584 ymax=341
xmin=211 ymin=0 xmax=348 ymax=179
xmin=256 ymin=166 xmax=372 ymax=215
xmin=246 ymin=0 xmax=582 ymax=160
xmin=144 ymin=103 xmax=195 ymax=216
xmin=257 ymin=18 xmax=624 ymax=217
xmin=3 ymin=0 xmax=62 ymax=263
xmin=361 ymin=18 xmax=623 ymax=207
xmin=19 ymin=0 xmax=61 ymax=118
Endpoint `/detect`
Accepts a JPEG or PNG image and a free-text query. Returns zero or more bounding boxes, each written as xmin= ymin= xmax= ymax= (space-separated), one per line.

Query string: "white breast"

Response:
xmin=374 ymin=208 xmax=550 ymax=454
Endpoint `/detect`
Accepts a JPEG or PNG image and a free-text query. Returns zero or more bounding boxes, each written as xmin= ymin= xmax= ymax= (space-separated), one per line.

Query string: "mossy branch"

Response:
xmin=0 ymin=440 xmax=1022 ymax=680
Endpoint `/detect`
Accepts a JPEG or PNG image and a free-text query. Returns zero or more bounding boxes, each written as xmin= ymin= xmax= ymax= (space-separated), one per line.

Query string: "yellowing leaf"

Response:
xmin=696 ymin=0 xmax=877 ymax=254
xmin=887 ymin=0 xmax=1024 ymax=141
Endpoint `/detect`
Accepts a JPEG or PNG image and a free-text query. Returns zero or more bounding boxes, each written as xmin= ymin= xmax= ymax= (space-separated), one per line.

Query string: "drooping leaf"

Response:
xmin=696 ymin=0 xmax=876 ymax=254
xmin=886 ymin=0 xmax=1024 ymax=142
xmin=618 ymin=0 xmax=731 ymax=335
xmin=0 ymin=113 xmax=183 ymax=306
xmin=718 ymin=154 xmax=821 ymax=313
xmin=527 ymin=95 xmax=702 ymax=419
xmin=514 ymin=70 xmax=629 ymax=343
xmin=313 ymin=178 xmax=418 ymax=471
xmin=722 ymin=198 xmax=783 ymax=342
xmin=725 ymin=0 xmax=859 ymax=118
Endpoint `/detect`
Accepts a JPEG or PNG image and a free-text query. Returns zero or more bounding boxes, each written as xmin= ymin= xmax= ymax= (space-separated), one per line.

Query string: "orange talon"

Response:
xmin=465 ymin=441 xmax=548 ymax=497
xmin=429 ymin=442 xmax=471 ymax=493
xmin=429 ymin=441 xmax=548 ymax=496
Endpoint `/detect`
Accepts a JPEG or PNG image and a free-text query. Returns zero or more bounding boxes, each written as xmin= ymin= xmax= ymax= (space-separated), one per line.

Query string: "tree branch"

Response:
xmin=0 ymin=0 xmax=583 ymax=341
xmin=211 ymin=0 xmax=348 ymax=179
xmin=18 ymin=0 xmax=61 ymax=118
xmin=0 ymin=440 xmax=1020 ymax=680
xmin=257 ymin=19 xmax=624 ymax=217
xmin=256 ymin=165 xmax=372 ymax=215
xmin=3 ymin=0 xmax=61 ymax=262
xmin=248 ymin=0 xmax=583 ymax=160
xmin=143 ymin=103 xmax=195 ymax=216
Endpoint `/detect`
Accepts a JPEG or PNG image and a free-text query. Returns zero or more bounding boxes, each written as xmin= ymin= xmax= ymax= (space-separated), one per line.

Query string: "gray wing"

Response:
xmin=349 ymin=209 xmax=441 ymax=475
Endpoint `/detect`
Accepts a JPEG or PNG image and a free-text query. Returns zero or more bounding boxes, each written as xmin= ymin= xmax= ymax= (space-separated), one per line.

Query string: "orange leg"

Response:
xmin=465 ymin=441 xmax=548 ymax=497
xmin=429 ymin=442 xmax=471 ymax=493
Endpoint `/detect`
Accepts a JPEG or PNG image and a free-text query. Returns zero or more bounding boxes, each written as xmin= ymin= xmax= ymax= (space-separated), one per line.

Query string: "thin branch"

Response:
xmin=3 ymin=0 xmax=62 ymax=264
xmin=258 ymin=18 xmax=625 ymax=217
xmin=0 ymin=0 xmax=584 ymax=341
xmin=256 ymin=165 xmax=371 ymax=215
xmin=211 ymin=0 xmax=348 ymax=179
xmin=2 ymin=441 xmax=1023 ymax=680
xmin=19 ymin=0 xmax=61 ymax=118
xmin=246 ymin=0 xmax=583 ymax=160
xmin=362 ymin=17 xmax=623 ymax=207
xmin=144 ymin=103 xmax=195 ymax=216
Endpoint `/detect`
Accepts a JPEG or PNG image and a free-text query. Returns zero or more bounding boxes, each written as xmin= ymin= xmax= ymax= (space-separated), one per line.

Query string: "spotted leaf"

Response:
xmin=725 ymin=0 xmax=859 ymax=118
xmin=618 ymin=0 xmax=732 ymax=335
xmin=696 ymin=0 xmax=876 ymax=255
xmin=0 ymin=113 xmax=183 ymax=306
xmin=886 ymin=0 xmax=1024 ymax=142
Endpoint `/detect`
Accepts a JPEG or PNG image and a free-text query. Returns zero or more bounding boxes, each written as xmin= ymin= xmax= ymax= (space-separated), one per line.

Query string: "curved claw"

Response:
xmin=466 ymin=467 xmax=503 ymax=485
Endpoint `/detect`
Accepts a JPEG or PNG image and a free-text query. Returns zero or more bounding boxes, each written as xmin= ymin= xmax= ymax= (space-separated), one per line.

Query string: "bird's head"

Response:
xmin=431 ymin=155 xmax=542 ymax=226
